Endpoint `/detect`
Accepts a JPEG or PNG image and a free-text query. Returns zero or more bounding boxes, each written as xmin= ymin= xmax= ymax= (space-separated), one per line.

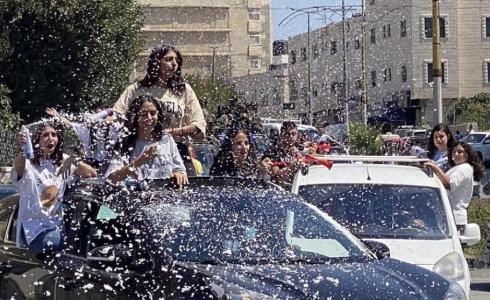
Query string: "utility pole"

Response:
xmin=341 ymin=0 xmax=349 ymax=129
xmin=432 ymin=0 xmax=443 ymax=123
xmin=361 ymin=0 xmax=368 ymax=125
xmin=211 ymin=47 xmax=216 ymax=84
xmin=307 ymin=13 xmax=312 ymax=125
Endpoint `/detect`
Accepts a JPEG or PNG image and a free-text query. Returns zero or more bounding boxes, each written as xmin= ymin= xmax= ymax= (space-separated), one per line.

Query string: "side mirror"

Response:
xmin=460 ymin=223 xmax=480 ymax=246
xmin=483 ymin=139 xmax=490 ymax=144
xmin=363 ymin=240 xmax=390 ymax=259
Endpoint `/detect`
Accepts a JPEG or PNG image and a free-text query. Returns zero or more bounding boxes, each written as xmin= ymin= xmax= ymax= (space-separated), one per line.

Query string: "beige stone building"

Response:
xmin=234 ymin=0 xmax=490 ymax=126
xmin=136 ymin=0 xmax=272 ymax=79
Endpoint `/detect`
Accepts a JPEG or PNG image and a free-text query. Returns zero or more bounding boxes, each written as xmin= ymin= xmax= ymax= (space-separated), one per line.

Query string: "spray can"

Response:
xmin=21 ymin=125 xmax=34 ymax=159
xmin=91 ymin=108 xmax=113 ymax=120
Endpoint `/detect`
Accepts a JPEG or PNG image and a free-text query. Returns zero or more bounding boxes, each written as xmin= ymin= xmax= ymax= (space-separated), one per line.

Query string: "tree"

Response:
xmin=452 ymin=93 xmax=490 ymax=130
xmin=348 ymin=122 xmax=383 ymax=155
xmin=0 ymin=0 xmax=143 ymax=121
xmin=0 ymin=84 xmax=20 ymax=131
xmin=185 ymin=73 xmax=236 ymax=114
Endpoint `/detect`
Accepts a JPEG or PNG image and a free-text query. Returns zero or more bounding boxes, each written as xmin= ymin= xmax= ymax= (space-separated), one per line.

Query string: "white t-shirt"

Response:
xmin=446 ymin=163 xmax=474 ymax=225
xmin=105 ymin=134 xmax=186 ymax=181
xmin=10 ymin=158 xmax=73 ymax=247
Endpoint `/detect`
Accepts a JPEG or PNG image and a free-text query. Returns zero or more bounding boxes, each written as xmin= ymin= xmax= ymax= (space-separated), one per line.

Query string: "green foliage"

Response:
xmin=348 ymin=123 xmax=383 ymax=155
xmin=0 ymin=84 xmax=20 ymax=131
xmin=464 ymin=198 xmax=490 ymax=258
xmin=0 ymin=0 xmax=144 ymax=121
xmin=453 ymin=93 xmax=490 ymax=130
xmin=185 ymin=73 xmax=236 ymax=114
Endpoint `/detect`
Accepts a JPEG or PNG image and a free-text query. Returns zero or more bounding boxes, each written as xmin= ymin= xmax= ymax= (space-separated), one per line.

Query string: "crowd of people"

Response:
xmin=11 ymin=43 xmax=486 ymax=257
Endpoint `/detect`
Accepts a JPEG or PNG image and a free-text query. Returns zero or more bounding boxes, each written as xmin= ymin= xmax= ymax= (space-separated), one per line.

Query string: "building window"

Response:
xmin=313 ymin=84 xmax=319 ymax=97
xmin=290 ymin=50 xmax=296 ymax=64
xmin=401 ymin=65 xmax=407 ymax=82
xmin=383 ymin=24 xmax=391 ymax=38
xmin=322 ymin=40 xmax=328 ymax=52
xmin=400 ymin=20 xmax=407 ymax=37
xmin=383 ymin=68 xmax=392 ymax=82
xmin=301 ymin=47 xmax=308 ymax=61
xmin=369 ymin=0 xmax=375 ymax=5
xmin=485 ymin=61 xmax=490 ymax=83
xmin=301 ymin=87 xmax=309 ymax=103
xmin=355 ymin=37 xmax=360 ymax=49
xmin=355 ymin=79 xmax=362 ymax=90
xmin=290 ymin=80 xmax=298 ymax=102
xmin=249 ymin=35 xmax=260 ymax=45
xmin=426 ymin=61 xmax=447 ymax=83
xmin=272 ymin=87 xmax=281 ymax=105
xmin=260 ymin=88 xmax=268 ymax=106
xmin=249 ymin=58 xmax=261 ymax=70
xmin=248 ymin=11 xmax=261 ymax=21
xmin=331 ymin=82 xmax=339 ymax=93
xmin=370 ymin=28 xmax=376 ymax=44
xmin=331 ymin=41 xmax=337 ymax=55
xmin=371 ymin=70 xmax=377 ymax=87
xmin=312 ymin=43 xmax=319 ymax=59
xmin=424 ymin=17 xmax=447 ymax=39
xmin=485 ymin=17 xmax=490 ymax=38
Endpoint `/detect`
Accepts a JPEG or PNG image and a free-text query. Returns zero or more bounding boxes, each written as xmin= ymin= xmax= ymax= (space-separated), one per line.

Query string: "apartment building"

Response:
xmin=136 ymin=0 xmax=272 ymax=79
xmin=234 ymin=0 xmax=490 ymax=125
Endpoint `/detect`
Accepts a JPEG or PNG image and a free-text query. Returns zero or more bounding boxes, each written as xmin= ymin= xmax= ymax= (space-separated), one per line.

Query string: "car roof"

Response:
xmin=296 ymin=163 xmax=440 ymax=188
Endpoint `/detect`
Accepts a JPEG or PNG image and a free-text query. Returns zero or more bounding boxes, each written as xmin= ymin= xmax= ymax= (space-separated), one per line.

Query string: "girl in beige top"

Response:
xmin=113 ymin=44 xmax=206 ymax=142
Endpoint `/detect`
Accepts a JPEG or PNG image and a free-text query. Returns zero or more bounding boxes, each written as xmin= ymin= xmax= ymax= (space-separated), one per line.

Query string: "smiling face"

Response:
xmin=137 ymin=100 xmax=159 ymax=131
xmin=433 ymin=130 xmax=449 ymax=151
xmin=232 ymin=132 xmax=250 ymax=161
xmin=159 ymin=50 xmax=178 ymax=81
xmin=451 ymin=144 xmax=468 ymax=165
xmin=38 ymin=126 xmax=58 ymax=157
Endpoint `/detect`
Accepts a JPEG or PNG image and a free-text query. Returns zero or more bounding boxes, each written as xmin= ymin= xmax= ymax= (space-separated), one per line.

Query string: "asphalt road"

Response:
xmin=471 ymin=268 xmax=490 ymax=299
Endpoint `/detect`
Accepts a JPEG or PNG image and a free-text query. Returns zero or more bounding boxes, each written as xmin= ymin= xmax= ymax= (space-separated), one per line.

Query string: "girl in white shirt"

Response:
xmin=106 ymin=95 xmax=188 ymax=187
xmin=11 ymin=121 xmax=96 ymax=255
xmin=425 ymin=141 xmax=485 ymax=228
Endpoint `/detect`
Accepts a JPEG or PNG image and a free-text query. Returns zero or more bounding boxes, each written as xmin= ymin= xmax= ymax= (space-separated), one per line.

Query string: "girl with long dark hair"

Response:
xmin=427 ymin=123 xmax=456 ymax=172
xmin=12 ymin=121 xmax=96 ymax=255
xmin=425 ymin=141 xmax=485 ymax=227
xmin=113 ymin=44 xmax=206 ymax=141
xmin=106 ymin=95 xmax=188 ymax=186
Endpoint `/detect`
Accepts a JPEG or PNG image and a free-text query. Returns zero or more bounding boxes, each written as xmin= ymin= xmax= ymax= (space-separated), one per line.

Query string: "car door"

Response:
xmin=54 ymin=200 xmax=149 ymax=300
xmin=0 ymin=195 xmax=56 ymax=300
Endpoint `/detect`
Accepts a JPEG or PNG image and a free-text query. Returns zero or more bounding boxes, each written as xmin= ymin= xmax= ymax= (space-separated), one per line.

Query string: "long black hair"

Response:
xmin=210 ymin=126 xmax=258 ymax=177
xmin=427 ymin=123 xmax=456 ymax=159
xmin=118 ymin=95 xmax=167 ymax=156
xmin=139 ymin=44 xmax=186 ymax=96
xmin=31 ymin=121 xmax=65 ymax=167
xmin=448 ymin=141 xmax=486 ymax=181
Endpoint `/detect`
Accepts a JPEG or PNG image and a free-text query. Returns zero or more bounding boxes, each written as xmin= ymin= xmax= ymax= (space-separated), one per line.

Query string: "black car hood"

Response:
xmin=173 ymin=258 xmax=449 ymax=299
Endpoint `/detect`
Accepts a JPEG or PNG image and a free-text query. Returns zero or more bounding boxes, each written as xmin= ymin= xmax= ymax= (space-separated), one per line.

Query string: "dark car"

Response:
xmin=0 ymin=177 xmax=462 ymax=299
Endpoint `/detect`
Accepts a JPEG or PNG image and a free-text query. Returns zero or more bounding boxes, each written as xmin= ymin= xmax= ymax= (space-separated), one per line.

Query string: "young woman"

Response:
xmin=11 ymin=122 xmax=96 ymax=255
xmin=106 ymin=95 xmax=188 ymax=186
xmin=113 ymin=44 xmax=206 ymax=141
xmin=211 ymin=127 xmax=266 ymax=178
xmin=427 ymin=123 xmax=456 ymax=172
xmin=425 ymin=141 xmax=485 ymax=228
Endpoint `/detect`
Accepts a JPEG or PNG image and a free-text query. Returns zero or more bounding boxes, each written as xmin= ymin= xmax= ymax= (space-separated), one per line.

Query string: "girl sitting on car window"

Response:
xmin=424 ymin=141 xmax=485 ymax=230
xmin=11 ymin=121 xmax=96 ymax=255
xmin=106 ymin=95 xmax=188 ymax=187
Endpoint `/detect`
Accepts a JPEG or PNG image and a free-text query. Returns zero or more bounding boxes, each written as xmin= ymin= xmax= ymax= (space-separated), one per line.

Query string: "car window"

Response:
xmin=466 ymin=134 xmax=486 ymax=143
xmin=299 ymin=184 xmax=450 ymax=240
xmin=0 ymin=200 xmax=16 ymax=242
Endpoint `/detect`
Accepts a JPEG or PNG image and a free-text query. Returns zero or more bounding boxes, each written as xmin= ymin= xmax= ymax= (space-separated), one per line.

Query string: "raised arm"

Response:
xmin=424 ymin=161 xmax=450 ymax=189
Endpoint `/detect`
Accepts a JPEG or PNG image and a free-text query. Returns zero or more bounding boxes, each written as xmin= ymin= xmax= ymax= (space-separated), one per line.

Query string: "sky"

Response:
xmin=272 ymin=0 xmax=360 ymax=40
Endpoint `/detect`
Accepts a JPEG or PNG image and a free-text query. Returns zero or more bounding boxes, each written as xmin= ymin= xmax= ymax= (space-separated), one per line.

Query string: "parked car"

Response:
xmin=0 ymin=184 xmax=17 ymax=200
xmin=291 ymin=156 xmax=480 ymax=299
xmin=0 ymin=177 xmax=461 ymax=299
xmin=465 ymin=131 xmax=490 ymax=164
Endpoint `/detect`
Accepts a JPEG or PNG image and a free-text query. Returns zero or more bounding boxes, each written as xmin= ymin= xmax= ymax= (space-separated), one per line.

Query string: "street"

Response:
xmin=471 ymin=268 xmax=490 ymax=299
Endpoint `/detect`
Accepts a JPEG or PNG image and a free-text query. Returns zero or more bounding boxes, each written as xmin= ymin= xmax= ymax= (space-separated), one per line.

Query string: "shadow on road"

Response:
xmin=471 ymin=283 xmax=490 ymax=292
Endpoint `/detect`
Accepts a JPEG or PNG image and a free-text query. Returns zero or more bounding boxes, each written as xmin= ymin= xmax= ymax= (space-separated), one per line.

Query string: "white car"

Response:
xmin=291 ymin=156 xmax=480 ymax=299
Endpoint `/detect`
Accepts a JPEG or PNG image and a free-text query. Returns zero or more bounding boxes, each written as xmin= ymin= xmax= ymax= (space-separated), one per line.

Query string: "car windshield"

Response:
xmin=299 ymin=184 xmax=450 ymax=240
xmin=141 ymin=190 xmax=370 ymax=264
xmin=465 ymin=134 xmax=487 ymax=143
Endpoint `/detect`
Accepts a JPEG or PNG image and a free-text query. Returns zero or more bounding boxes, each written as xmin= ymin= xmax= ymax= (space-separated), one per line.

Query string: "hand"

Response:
xmin=259 ymin=158 xmax=273 ymax=172
xmin=423 ymin=161 xmax=437 ymax=170
xmin=172 ymin=171 xmax=189 ymax=188
xmin=17 ymin=131 xmax=28 ymax=149
xmin=45 ymin=107 xmax=59 ymax=117
xmin=139 ymin=144 xmax=159 ymax=164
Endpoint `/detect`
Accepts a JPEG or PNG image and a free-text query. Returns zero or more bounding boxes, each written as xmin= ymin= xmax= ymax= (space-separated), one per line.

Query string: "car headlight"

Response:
xmin=444 ymin=281 xmax=466 ymax=300
xmin=433 ymin=252 xmax=465 ymax=282
xmin=210 ymin=282 xmax=275 ymax=300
